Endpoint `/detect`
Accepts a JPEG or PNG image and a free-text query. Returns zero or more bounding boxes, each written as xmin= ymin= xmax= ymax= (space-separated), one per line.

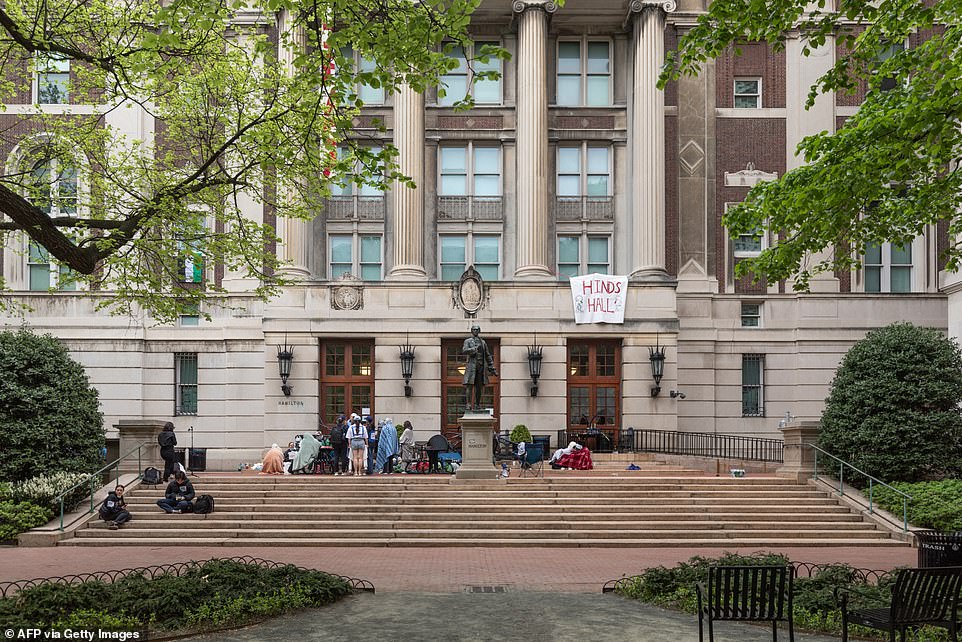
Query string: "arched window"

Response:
xmin=28 ymin=157 xmax=77 ymax=216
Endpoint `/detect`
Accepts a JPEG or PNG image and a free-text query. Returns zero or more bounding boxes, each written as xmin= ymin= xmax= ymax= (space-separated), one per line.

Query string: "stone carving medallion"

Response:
xmin=331 ymin=273 xmax=364 ymax=310
xmin=454 ymin=266 xmax=485 ymax=316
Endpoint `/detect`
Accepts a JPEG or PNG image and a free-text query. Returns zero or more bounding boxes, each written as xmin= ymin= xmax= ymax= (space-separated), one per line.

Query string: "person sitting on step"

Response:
xmin=100 ymin=484 xmax=132 ymax=530
xmin=156 ymin=470 xmax=195 ymax=513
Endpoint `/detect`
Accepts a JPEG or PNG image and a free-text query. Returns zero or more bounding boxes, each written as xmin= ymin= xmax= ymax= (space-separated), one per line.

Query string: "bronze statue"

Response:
xmin=462 ymin=323 xmax=497 ymax=411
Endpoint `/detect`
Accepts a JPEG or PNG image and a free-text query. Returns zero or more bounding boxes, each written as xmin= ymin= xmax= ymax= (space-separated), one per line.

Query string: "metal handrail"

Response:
xmin=810 ymin=444 xmax=912 ymax=532
xmin=53 ymin=443 xmax=145 ymax=531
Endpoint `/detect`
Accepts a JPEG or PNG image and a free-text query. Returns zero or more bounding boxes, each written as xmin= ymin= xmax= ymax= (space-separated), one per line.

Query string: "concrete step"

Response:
xmin=62 ymin=537 xmax=905 ymax=548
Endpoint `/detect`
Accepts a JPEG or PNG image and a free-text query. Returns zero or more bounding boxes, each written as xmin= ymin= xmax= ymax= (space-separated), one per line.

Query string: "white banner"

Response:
xmin=569 ymin=274 xmax=628 ymax=324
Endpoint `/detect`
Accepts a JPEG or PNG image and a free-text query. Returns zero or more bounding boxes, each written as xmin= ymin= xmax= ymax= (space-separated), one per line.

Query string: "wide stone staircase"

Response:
xmin=63 ymin=462 xmax=910 ymax=547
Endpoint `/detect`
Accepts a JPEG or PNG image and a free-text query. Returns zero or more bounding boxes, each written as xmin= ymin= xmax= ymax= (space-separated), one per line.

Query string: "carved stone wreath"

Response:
xmin=331 ymin=273 xmax=364 ymax=310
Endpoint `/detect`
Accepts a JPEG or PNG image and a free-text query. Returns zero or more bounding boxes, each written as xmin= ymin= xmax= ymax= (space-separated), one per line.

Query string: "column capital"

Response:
xmin=512 ymin=0 xmax=558 ymax=15
xmin=624 ymin=0 xmax=676 ymax=28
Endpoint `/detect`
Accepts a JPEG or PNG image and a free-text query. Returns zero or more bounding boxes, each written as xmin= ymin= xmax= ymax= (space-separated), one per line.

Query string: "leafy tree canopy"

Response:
xmin=819 ymin=322 xmax=962 ymax=482
xmin=0 ymin=0 xmax=506 ymax=321
xmin=661 ymin=0 xmax=962 ymax=289
xmin=0 ymin=328 xmax=104 ymax=482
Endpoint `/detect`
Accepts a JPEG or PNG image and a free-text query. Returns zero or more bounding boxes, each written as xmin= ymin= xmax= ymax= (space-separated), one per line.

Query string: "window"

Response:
xmin=741 ymin=302 xmax=762 ymax=327
xmin=438 ymin=41 xmax=502 ymax=106
xmin=175 ymin=353 xmax=198 ymax=415
xmin=341 ymin=46 xmax=384 ymax=105
xmin=558 ymin=235 xmax=610 ymax=279
xmin=567 ymin=340 xmax=621 ymax=448
xmin=439 ymin=234 xmax=500 ymax=281
xmin=864 ymin=242 xmax=912 ymax=293
xmin=331 ymin=146 xmax=383 ymax=197
xmin=179 ymin=302 xmax=200 ymax=326
xmin=27 ymin=241 xmax=76 ymax=291
xmin=875 ymin=41 xmax=905 ymax=91
xmin=29 ymin=157 xmax=77 ymax=216
xmin=176 ymin=239 xmax=204 ymax=284
xmin=36 ymin=55 xmax=70 ymax=104
xmin=741 ymin=354 xmax=764 ymax=417
xmin=734 ymin=78 xmax=761 ymax=108
xmin=557 ymin=146 xmax=610 ymax=198
xmin=726 ymin=203 xmax=766 ymax=257
xmin=556 ymin=40 xmax=610 ymax=106
xmin=320 ymin=341 xmax=374 ymax=425
xmin=330 ymin=234 xmax=382 ymax=280
xmin=441 ymin=339 xmax=500 ymax=442
xmin=439 ymin=146 xmax=501 ymax=196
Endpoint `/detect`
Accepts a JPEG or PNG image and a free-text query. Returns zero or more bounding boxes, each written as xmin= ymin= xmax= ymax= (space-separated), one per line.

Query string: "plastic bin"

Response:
xmin=915 ymin=531 xmax=962 ymax=567
xmin=188 ymin=448 xmax=208 ymax=472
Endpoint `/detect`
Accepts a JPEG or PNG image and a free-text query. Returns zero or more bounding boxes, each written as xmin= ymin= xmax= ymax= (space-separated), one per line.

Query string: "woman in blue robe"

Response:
xmin=375 ymin=418 xmax=399 ymax=473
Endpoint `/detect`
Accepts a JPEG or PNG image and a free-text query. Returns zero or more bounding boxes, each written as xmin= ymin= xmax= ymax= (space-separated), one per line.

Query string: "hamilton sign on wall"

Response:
xmin=569 ymin=274 xmax=628 ymax=324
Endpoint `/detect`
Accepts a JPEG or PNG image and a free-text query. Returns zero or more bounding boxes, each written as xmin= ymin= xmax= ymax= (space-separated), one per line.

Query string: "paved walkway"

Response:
xmin=186 ymin=592 xmax=837 ymax=642
xmin=0 ymin=545 xmax=915 ymax=592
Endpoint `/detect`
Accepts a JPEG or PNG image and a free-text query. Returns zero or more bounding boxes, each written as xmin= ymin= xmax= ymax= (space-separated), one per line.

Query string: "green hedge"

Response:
xmin=0 ymin=559 xmax=353 ymax=632
xmin=874 ymin=479 xmax=962 ymax=531
xmin=0 ymin=501 xmax=53 ymax=541
xmin=614 ymin=553 xmax=950 ymax=641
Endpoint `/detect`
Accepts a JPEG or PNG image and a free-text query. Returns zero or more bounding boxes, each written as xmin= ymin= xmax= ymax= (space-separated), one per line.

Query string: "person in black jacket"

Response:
xmin=158 ymin=422 xmax=178 ymax=481
xmin=156 ymin=471 xmax=195 ymax=513
xmin=99 ymin=484 xmax=131 ymax=530
xmin=329 ymin=415 xmax=348 ymax=475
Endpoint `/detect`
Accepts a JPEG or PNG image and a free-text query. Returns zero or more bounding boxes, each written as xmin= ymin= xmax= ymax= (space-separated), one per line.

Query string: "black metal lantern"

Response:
xmin=527 ymin=335 xmax=543 ymax=397
xmin=399 ymin=337 xmax=416 ymax=397
xmin=277 ymin=338 xmax=295 ymax=397
xmin=648 ymin=339 xmax=666 ymax=397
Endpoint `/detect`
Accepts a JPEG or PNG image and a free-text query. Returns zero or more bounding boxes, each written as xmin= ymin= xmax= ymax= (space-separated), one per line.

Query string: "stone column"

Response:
xmin=276 ymin=12 xmax=311 ymax=278
xmin=388 ymin=84 xmax=427 ymax=279
xmin=513 ymin=1 xmax=555 ymax=279
xmin=629 ymin=0 xmax=675 ymax=280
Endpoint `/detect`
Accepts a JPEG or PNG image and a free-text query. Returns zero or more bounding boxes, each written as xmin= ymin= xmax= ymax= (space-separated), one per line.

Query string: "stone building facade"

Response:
xmin=0 ymin=0 xmax=949 ymax=469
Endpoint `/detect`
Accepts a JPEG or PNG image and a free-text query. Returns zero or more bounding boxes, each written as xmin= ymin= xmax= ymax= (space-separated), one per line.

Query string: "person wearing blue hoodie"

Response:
xmin=375 ymin=417 xmax=399 ymax=474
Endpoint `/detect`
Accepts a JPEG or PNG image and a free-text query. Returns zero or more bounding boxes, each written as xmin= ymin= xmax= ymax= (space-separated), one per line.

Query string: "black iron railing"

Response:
xmin=0 ymin=555 xmax=375 ymax=598
xmin=556 ymin=428 xmax=784 ymax=461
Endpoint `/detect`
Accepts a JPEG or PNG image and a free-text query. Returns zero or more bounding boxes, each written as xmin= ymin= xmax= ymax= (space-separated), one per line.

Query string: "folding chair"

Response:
xmin=519 ymin=445 xmax=544 ymax=477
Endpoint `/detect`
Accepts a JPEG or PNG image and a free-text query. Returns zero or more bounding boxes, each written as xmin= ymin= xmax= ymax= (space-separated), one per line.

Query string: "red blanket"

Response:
xmin=556 ymin=447 xmax=593 ymax=470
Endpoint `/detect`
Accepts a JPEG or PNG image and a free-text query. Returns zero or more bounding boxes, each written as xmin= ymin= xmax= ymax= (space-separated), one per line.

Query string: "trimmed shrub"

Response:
xmin=0 ymin=501 xmax=53 ymax=541
xmin=510 ymin=424 xmax=532 ymax=444
xmin=819 ymin=323 xmax=962 ymax=482
xmin=0 ymin=329 xmax=104 ymax=483
xmin=874 ymin=479 xmax=962 ymax=531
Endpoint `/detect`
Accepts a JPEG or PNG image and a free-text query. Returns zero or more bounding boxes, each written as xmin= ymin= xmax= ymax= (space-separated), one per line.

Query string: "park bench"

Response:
xmin=839 ymin=566 xmax=962 ymax=642
xmin=695 ymin=564 xmax=795 ymax=642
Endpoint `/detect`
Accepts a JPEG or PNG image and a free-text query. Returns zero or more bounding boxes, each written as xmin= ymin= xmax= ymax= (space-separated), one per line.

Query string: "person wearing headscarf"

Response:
xmin=260 ymin=443 xmax=284 ymax=474
xmin=376 ymin=417 xmax=399 ymax=474
xmin=399 ymin=420 xmax=416 ymax=473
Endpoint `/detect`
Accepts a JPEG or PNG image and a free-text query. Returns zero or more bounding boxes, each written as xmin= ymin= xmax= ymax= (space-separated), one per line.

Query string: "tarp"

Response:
xmin=291 ymin=433 xmax=320 ymax=472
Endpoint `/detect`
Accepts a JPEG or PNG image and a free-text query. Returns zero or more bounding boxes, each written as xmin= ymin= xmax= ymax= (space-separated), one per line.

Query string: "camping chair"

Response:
xmin=840 ymin=566 xmax=962 ymax=642
xmin=696 ymin=564 xmax=795 ymax=642
xmin=519 ymin=445 xmax=544 ymax=478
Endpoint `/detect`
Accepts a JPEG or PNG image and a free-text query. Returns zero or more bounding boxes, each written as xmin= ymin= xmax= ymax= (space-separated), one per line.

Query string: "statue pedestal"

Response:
xmin=456 ymin=412 xmax=496 ymax=481
xmin=115 ymin=419 xmax=167 ymax=474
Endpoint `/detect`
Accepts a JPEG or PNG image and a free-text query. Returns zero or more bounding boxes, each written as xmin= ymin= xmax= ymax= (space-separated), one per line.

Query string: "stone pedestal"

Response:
xmin=776 ymin=420 xmax=820 ymax=481
xmin=455 ymin=412 xmax=496 ymax=481
xmin=115 ymin=419 xmax=167 ymax=474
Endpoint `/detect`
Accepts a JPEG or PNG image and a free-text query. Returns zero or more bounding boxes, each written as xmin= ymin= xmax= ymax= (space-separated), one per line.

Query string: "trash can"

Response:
xmin=188 ymin=448 xmax=208 ymax=472
xmin=915 ymin=531 xmax=962 ymax=567
xmin=174 ymin=447 xmax=187 ymax=467
xmin=532 ymin=436 xmax=550 ymax=460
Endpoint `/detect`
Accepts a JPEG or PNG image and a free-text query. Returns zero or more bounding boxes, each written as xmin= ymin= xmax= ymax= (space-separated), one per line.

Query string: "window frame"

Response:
xmin=566 ymin=340 xmax=622 ymax=448
xmin=863 ymin=240 xmax=914 ymax=293
xmin=438 ymin=40 xmax=503 ymax=106
xmin=35 ymin=54 xmax=70 ymax=105
xmin=555 ymin=38 xmax=612 ymax=107
xmin=556 ymin=144 xmax=611 ymax=199
xmin=438 ymin=144 xmax=503 ymax=198
xmin=726 ymin=202 xmax=767 ymax=258
xmin=733 ymin=77 xmax=762 ymax=109
xmin=557 ymin=234 xmax=611 ymax=280
xmin=438 ymin=233 xmax=501 ymax=281
xmin=319 ymin=340 xmax=375 ymax=425
xmin=340 ymin=46 xmax=384 ymax=105
xmin=174 ymin=352 xmax=199 ymax=416
xmin=329 ymin=233 xmax=383 ymax=281
xmin=740 ymin=302 xmax=762 ymax=328
xmin=741 ymin=354 xmax=765 ymax=417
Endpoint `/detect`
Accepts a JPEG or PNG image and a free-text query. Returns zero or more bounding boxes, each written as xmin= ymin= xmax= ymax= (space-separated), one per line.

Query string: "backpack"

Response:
xmin=329 ymin=425 xmax=345 ymax=446
xmin=143 ymin=466 xmax=162 ymax=485
xmin=193 ymin=494 xmax=215 ymax=514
